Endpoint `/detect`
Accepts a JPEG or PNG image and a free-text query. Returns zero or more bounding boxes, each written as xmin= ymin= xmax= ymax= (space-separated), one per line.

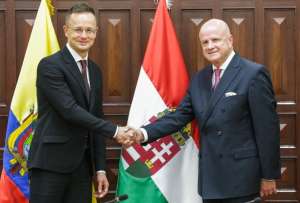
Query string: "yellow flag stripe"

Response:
xmin=7 ymin=114 xmax=37 ymax=152
xmin=10 ymin=0 xmax=59 ymax=123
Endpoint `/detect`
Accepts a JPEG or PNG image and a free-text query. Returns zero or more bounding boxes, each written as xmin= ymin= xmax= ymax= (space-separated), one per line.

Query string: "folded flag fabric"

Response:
xmin=0 ymin=0 xmax=59 ymax=202
xmin=117 ymin=1 xmax=201 ymax=202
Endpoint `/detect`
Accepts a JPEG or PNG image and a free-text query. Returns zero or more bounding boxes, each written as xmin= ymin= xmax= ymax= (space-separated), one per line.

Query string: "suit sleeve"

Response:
xmin=37 ymin=58 xmax=117 ymax=138
xmin=248 ymin=67 xmax=281 ymax=179
xmin=144 ymin=88 xmax=195 ymax=143
xmin=93 ymin=67 xmax=107 ymax=171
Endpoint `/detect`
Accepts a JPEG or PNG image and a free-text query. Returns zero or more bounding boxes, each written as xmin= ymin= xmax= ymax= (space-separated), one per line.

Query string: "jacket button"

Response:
xmin=217 ymin=130 xmax=222 ymax=136
xmin=219 ymin=154 xmax=223 ymax=158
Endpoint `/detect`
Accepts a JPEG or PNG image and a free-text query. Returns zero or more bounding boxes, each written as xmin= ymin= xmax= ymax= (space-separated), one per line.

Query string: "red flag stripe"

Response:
xmin=122 ymin=149 xmax=135 ymax=166
xmin=142 ymin=0 xmax=199 ymax=146
xmin=142 ymin=0 xmax=189 ymax=108
xmin=0 ymin=170 xmax=28 ymax=203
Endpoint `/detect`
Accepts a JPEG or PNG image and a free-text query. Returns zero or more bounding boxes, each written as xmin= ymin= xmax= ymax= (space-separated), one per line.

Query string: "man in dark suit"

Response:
xmin=132 ymin=19 xmax=281 ymax=202
xmin=28 ymin=3 xmax=131 ymax=203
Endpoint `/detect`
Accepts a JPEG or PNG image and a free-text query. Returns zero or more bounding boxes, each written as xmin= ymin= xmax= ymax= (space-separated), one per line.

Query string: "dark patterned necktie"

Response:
xmin=79 ymin=60 xmax=90 ymax=100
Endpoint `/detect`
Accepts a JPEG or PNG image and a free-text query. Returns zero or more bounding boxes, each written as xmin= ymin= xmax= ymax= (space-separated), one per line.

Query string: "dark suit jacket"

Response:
xmin=28 ymin=46 xmax=117 ymax=173
xmin=144 ymin=54 xmax=281 ymax=199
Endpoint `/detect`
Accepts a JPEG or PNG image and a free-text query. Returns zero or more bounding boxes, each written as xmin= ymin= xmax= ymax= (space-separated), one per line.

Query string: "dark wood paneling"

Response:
xmin=0 ymin=0 xmax=299 ymax=202
xmin=276 ymin=113 xmax=298 ymax=202
xmin=279 ymin=114 xmax=296 ymax=146
xmin=264 ymin=8 xmax=296 ymax=102
xmin=0 ymin=115 xmax=6 ymax=149
xmin=223 ymin=9 xmax=255 ymax=60
xmin=0 ymin=115 xmax=7 ymax=172
xmin=98 ymin=10 xmax=131 ymax=104
xmin=181 ymin=10 xmax=211 ymax=75
xmin=56 ymin=9 xmax=67 ymax=48
xmin=267 ymin=157 xmax=298 ymax=202
xmin=0 ymin=11 xmax=6 ymax=106
xmin=16 ymin=10 xmax=36 ymax=75
xmin=279 ymin=158 xmax=297 ymax=191
xmin=140 ymin=9 xmax=154 ymax=62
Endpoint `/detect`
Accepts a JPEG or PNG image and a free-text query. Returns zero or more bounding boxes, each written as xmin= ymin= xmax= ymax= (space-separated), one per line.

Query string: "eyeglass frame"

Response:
xmin=68 ymin=26 xmax=98 ymax=36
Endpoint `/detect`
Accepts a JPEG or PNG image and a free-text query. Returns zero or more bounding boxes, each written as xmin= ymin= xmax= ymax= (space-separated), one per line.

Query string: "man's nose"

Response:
xmin=80 ymin=30 xmax=89 ymax=37
xmin=207 ymin=41 xmax=214 ymax=49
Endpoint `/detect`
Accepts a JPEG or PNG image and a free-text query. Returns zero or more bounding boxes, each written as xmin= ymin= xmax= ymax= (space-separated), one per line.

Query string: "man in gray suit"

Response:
xmin=130 ymin=19 xmax=281 ymax=202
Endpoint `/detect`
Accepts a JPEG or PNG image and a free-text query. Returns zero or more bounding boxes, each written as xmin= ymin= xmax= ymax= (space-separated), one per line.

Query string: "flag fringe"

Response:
xmin=46 ymin=0 xmax=55 ymax=15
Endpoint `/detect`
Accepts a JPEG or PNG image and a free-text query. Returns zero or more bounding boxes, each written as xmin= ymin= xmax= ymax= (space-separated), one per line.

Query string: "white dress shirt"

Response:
xmin=66 ymin=43 xmax=90 ymax=87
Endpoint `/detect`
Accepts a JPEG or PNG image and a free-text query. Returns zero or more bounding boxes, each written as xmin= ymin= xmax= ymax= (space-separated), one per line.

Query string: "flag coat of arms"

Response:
xmin=117 ymin=0 xmax=202 ymax=202
xmin=0 ymin=0 xmax=60 ymax=202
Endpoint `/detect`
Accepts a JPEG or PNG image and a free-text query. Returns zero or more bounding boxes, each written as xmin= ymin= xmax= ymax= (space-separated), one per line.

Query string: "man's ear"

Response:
xmin=63 ymin=25 xmax=68 ymax=38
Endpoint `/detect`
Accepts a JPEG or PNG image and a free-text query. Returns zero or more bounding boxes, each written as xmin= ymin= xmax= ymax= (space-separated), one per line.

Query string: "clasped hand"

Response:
xmin=115 ymin=127 xmax=144 ymax=148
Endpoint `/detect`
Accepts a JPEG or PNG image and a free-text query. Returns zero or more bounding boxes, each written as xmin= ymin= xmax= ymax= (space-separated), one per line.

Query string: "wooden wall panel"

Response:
xmin=0 ymin=116 xmax=6 ymax=146
xmin=0 ymin=116 xmax=7 ymax=170
xmin=0 ymin=11 xmax=6 ymax=106
xmin=181 ymin=10 xmax=211 ymax=75
xmin=140 ymin=9 xmax=154 ymax=61
xmin=103 ymin=114 xmax=127 ymax=200
xmin=271 ymin=158 xmax=298 ymax=201
xmin=264 ymin=9 xmax=296 ymax=102
xmin=56 ymin=10 xmax=67 ymax=48
xmin=279 ymin=158 xmax=297 ymax=192
xmin=0 ymin=4 xmax=7 ymax=178
xmin=276 ymin=113 xmax=298 ymax=201
xmin=15 ymin=11 xmax=35 ymax=75
xmin=223 ymin=9 xmax=254 ymax=60
xmin=279 ymin=114 xmax=296 ymax=146
xmin=98 ymin=10 xmax=131 ymax=104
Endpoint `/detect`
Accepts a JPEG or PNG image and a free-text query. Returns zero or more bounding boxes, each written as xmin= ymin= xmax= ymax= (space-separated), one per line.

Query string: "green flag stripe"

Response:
xmin=116 ymin=161 xmax=168 ymax=203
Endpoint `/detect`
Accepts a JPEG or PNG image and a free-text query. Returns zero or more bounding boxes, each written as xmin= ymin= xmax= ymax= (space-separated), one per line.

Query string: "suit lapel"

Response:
xmin=61 ymin=47 xmax=89 ymax=105
xmin=88 ymin=61 xmax=96 ymax=111
xmin=199 ymin=66 xmax=213 ymax=109
xmin=201 ymin=54 xmax=241 ymax=129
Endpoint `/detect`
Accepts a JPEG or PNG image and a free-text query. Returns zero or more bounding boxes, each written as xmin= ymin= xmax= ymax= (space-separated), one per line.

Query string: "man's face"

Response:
xmin=199 ymin=25 xmax=233 ymax=66
xmin=64 ymin=12 xmax=97 ymax=57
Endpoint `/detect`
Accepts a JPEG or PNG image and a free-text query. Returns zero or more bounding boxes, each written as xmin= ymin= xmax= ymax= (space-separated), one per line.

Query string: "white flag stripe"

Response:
xmin=128 ymin=66 xmax=201 ymax=202
xmin=127 ymin=67 xmax=167 ymax=128
xmin=152 ymin=139 xmax=202 ymax=203
xmin=127 ymin=146 xmax=141 ymax=161
xmin=121 ymin=156 xmax=129 ymax=170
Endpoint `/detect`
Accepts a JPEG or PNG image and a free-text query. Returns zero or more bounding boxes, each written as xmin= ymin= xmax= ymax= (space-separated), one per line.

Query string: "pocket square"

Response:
xmin=225 ymin=91 xmax=237 ymax=97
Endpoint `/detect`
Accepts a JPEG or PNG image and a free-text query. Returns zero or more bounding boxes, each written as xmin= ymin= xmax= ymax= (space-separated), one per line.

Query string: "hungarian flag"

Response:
xmin=116 ymin=0 xmax=201 ymax=202
xmin=0 ymin=0 xmax=60 ymax=202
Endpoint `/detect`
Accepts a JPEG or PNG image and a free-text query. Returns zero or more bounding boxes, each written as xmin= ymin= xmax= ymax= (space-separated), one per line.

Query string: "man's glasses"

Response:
xmin=69 ymin=27 xmax=97 ymax=35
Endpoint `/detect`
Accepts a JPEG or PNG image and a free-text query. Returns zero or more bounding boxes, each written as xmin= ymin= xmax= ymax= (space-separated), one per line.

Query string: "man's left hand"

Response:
xmin=94 ymin=172 xmax=109 ymax=198
xmin=260 ymin=179 xmax=277 ymax=197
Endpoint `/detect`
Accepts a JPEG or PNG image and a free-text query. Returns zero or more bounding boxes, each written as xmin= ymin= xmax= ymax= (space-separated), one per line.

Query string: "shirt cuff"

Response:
xmin=140 ymin=128 xmax=148 ymax=142
xmin=113 ymin=126 xmax=119 ymax=138
xmin=96 ymin=170 xmax=106 ymax=175
xmin=262 ymin=179 xmax=275 ymax=181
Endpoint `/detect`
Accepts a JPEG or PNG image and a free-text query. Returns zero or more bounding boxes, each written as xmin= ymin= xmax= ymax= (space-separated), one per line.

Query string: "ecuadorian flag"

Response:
xmin=0 ymin=0 xmax=59 ymax=202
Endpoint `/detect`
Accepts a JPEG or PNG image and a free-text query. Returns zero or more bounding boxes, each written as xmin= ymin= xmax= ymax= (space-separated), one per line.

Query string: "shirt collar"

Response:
xmin=66 ymin=43 xmax=88 ymax=62
xmin=212 ymin=50 xmax=235 ymax=71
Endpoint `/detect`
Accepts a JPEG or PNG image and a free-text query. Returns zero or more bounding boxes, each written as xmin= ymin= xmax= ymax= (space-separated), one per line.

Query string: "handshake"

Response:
xmin=114 ymin=126 xmax=145 ymax=148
